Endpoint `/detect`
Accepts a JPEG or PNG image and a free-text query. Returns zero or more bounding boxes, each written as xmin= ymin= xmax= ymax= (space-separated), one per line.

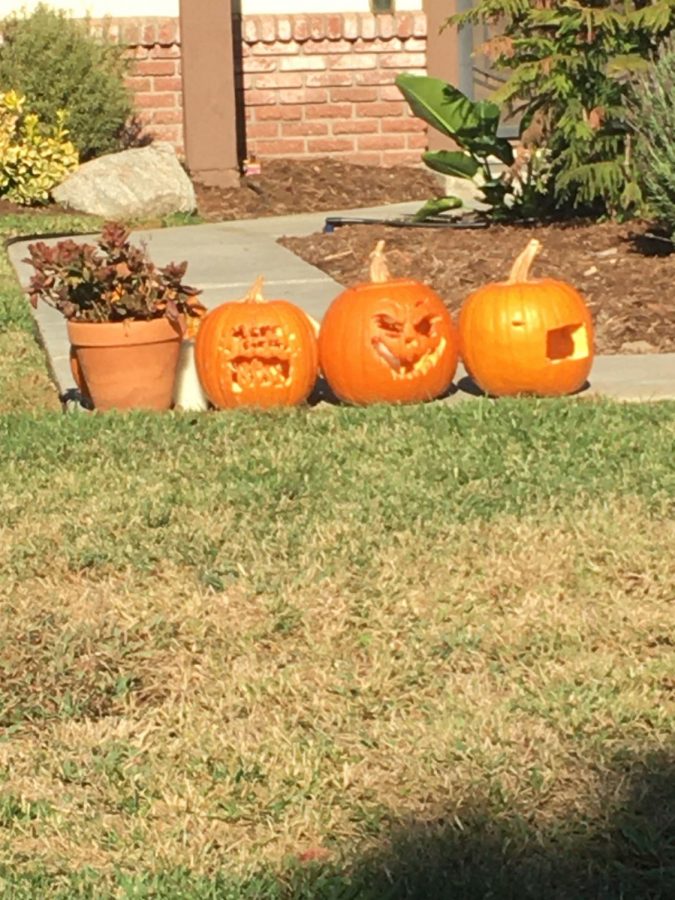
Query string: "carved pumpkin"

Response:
xmin=318 ymin=241 xmax=459 ymax=405
xmin=459 ymin=239 xmax=594 ymax=396
xmin=194 ymin=277 xmax=319 ymax=409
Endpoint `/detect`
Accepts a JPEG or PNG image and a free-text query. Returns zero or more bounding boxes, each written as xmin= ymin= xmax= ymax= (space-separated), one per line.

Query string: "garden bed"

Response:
xmin=0 ymin=158 xmax=441 ymax=222
xmin=280 ymin=219 xmax=674 ymax=357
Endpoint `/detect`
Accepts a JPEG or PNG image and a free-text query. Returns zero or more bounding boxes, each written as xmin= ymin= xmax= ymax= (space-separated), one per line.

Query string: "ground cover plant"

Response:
xmin=628 ymin=36 xmax=675 ymax=235
xmin=0 ymin=401 xmax=673 ymax=898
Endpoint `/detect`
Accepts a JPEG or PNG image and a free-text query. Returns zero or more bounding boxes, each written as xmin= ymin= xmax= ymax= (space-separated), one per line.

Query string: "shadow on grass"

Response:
xmin=456 ymin=374 xmax=592 ymax=398
xmin=3 ymin=752 xmax=673 ymax=898
xmin=307 ymin=377 xmax=460 ymax=408
xmin=334 ymin=751 xmax=674 ymax=900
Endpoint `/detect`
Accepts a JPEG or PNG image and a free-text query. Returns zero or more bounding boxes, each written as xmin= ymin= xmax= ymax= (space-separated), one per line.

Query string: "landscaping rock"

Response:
xmin=620 ymin=339 xmax=657 ymax=354
xmin=53 ymin=143 xmax=196 ymax=218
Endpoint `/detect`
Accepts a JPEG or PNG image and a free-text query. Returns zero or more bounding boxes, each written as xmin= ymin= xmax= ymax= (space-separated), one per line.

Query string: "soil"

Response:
xmin=2 ymin=158 xmax=672 ymax=355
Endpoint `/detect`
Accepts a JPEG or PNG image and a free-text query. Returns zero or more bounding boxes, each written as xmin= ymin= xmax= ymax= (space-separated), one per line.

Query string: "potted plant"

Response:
xmin=25 ymin=222 xmax=206 ymax=411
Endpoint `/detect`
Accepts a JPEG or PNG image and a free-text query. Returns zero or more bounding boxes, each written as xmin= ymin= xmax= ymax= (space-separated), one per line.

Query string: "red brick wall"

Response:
xmin=98 ymin=12 xmax=429 ymax=167
xmin=89 ymin=17 xmax=185 ymax=152
xmin=239 ymin=12 xmax=428 ymax=167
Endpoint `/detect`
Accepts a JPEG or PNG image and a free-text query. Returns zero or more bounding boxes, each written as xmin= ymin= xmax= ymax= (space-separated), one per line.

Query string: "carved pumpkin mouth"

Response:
xmin=372 ymin=336 xmax=448 ymax=379
xmin=370 ymin=310 xmax=448 ymax=380
xmin=546 ymin=323 xmax=590 ymax=362
xmin=223 ymin=323 xmax=295 ymax=393
xmin=229 ymin=356 xmax=291 ymax=393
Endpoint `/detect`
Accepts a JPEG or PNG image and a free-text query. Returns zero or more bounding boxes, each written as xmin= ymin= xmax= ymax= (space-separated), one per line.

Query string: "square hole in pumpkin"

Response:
xmin=546 ymin=323 xmax=589 ymax=362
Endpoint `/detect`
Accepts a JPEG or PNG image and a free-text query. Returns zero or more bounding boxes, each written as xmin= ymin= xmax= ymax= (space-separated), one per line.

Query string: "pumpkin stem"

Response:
xmin=244 ymin=275 xmax=266 ymax=302
xmin=369 ymin=240 xmax=391 ymax=284
xmin=508 ymin=239 xmax=542 ymax=284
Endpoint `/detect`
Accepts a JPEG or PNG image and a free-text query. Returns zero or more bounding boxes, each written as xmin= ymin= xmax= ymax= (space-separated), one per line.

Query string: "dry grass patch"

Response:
xmin=0 ymin=331 xmax=59 ymax=412
xmin=1 ymin=502 xmax=672 ymax=882
xmin=0 ymin=400 xmax=673 ymax=895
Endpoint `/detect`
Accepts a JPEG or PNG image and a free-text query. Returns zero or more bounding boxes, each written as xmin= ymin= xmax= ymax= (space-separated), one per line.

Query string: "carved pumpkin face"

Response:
xmin=459 ymin=239 xmax=594 ymax=397
xmin=195 ymin=278 xmax=318 ymax=408
xmin=319 ymin=242 xmax=459 ymax=405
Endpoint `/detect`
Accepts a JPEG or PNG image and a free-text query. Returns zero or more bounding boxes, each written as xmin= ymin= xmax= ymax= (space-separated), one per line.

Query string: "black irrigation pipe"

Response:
xmin=323 ymin=214 xmax=490 ymax=233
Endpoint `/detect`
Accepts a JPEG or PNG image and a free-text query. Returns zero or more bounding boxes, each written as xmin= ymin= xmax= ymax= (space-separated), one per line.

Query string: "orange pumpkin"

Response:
xmin=318 ymin=241 xmax=459 ymax=405
xmin=459 ymin=239 xmax=594 ymax=397
xmin=194 ymin=277 xmax=318 ymax=409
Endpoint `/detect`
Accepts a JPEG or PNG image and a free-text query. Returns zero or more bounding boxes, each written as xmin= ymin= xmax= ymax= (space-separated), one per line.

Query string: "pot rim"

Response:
xmin=67 ymin=316 xmax=185 ymax=348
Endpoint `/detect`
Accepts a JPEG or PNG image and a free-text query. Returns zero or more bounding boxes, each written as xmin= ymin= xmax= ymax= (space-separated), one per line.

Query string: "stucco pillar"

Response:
xmin=179 ymin=0 xmax=240 ymax=188
xmin=423 ymin=0 xmax=461 ymax=152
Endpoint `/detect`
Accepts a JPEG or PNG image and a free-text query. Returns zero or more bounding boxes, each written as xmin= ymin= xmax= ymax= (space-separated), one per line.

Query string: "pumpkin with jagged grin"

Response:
xmin=318 ymin=241 xmax=459 ymax=405
xmin=195 ymin=277 xmax=319 ymax=408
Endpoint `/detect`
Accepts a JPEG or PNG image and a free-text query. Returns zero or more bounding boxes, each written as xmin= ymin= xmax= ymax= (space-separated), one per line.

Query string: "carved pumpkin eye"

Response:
xmin=415 ymin=316 xmax=434 ymax=337
xmin=374 ymin=314 xmax=403 ymax=334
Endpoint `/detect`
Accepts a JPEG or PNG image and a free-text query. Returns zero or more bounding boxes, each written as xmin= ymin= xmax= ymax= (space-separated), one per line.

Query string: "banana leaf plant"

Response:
xmin=396 ymin=73 xmax=515 ymax=220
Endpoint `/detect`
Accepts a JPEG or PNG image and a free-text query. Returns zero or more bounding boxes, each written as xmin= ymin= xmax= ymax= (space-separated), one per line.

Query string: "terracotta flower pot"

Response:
xmin=67 ymin=317 xmax=184 ymax=411
xmin=69 ymin=346 xmax=92 ymax=403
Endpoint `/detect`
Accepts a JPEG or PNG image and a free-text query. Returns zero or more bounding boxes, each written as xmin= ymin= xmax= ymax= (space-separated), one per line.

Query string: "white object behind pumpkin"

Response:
xmin=173 ymin=340 xmax=209 ymax=411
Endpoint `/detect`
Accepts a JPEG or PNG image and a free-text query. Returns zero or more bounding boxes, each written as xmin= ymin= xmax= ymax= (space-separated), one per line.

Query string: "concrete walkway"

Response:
xmin=8 ymin=201 xmax=675 ymax=403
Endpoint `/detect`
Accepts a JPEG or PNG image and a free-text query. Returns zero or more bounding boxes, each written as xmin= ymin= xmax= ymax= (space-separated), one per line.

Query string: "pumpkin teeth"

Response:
xmin=372 ymin=337 xmax=446 ymax=379
xmin=229 ymin=356 xmax=291 ymax=391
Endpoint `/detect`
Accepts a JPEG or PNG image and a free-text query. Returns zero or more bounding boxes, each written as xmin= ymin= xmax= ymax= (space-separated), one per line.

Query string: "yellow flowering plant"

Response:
xmin=0 ymin=89 xmax=78 ymax=205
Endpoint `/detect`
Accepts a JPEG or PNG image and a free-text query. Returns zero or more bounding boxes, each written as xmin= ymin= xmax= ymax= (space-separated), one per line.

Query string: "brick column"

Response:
xmin=179 ymin=0 xmax=240 ymax=187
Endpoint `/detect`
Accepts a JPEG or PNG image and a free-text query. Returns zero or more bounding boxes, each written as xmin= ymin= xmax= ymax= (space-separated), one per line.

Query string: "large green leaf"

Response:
xmin=461 ymin=135 xmax=514 ymax=165
xmin=396 ymin=73 xmax=513 ymax=165
xmin=412 ymin=196 xmax=464 ymax=222
xmin=422 ymin=150 xmax=480 ymax=178
xmin=396 ymin=73 xmax=500 ymax=141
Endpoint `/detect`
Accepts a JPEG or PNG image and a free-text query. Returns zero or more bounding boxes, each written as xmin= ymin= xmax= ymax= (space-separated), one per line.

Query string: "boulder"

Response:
xmin=53 ymin=143 xmax=196 ymax=218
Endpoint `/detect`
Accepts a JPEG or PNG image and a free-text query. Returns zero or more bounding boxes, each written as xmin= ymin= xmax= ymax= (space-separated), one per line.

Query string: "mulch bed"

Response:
xmin=193 ymin=157 xmax=441 ymax=221
xmin=2 ymin=158 xmax=672 ymax=355
xmin=280 ymin=221 xmax=674 ymax=357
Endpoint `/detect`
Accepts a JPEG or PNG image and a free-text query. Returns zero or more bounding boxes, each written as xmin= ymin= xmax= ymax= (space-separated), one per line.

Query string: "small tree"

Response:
xmin=449 ymin=1 xmax=675 ymax=218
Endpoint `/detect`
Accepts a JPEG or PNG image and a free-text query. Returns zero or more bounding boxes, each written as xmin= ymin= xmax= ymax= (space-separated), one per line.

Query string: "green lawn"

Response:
xmin=1 ymin=212 xmax=673 ymax=898
xmin=0 ymin=402 xmax=673 ymax=899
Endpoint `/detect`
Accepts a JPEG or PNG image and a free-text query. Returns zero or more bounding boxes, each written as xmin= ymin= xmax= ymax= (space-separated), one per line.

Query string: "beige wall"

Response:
xmin=0 ymin=1 xmax=178 ymax=15
xmin=243 ymin=1 xmax=422 ymax=10
xmin=0 ymin=1 xmax=423 ymax=18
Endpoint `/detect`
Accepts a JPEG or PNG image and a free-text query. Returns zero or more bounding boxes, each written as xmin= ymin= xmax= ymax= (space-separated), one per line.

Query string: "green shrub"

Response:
xmin=0 ymin=89 xmax=78 ymax=205
xmin=450 ymin=1 xmax=675 ymax=219
xmin=0 ymin=3 xmax=133 ymax=160
xmin=629 ymin=38 xmax=675 ymax=235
